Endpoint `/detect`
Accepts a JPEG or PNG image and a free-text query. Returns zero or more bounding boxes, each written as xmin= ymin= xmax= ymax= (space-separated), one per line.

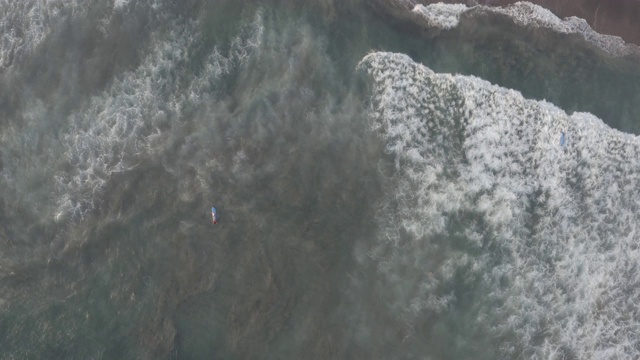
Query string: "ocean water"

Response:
xmin=1 ymin=0 xmax=640 ymax=359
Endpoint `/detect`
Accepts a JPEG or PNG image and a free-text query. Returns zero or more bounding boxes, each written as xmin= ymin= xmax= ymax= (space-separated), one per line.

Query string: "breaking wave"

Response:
xmin=359 ymin=51 xmax=640 ymax=359
xmin=411 ymin=2 xmax=640 ymax=60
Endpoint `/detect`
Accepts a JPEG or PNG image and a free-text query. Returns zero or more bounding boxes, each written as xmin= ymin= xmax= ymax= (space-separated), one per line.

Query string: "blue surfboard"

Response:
xmin=211 ymin=207 xmax=219 ymax=224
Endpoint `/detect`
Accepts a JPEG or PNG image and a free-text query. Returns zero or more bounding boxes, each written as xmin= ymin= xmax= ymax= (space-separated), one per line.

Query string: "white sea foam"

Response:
xmin=411 ymin=3 xmax=466 ymax=30
xmin=359 ymin=51 xmax=640 ymax=359
xmin=55 ymin=12 xmax=264 ymax=219
xmin=0 ymin=0 xmax=172 ymax=69
xmin=411 ymin=2 xmax=640 ymax=59
xmin=113 ymin=0 xmax=130 ymax=9
xmin=0 ymin=0 xmax=88 ymax=68
xmin=186 ymin=10 xmax=264 ymax=104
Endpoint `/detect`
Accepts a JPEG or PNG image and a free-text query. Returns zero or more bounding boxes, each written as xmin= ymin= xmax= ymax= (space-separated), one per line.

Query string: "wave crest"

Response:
xmin=359 ymin=51 xmax=640 ymax=359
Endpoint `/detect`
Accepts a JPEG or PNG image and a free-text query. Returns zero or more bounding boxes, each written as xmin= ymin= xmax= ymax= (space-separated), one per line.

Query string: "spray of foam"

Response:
xmin=359 ymin=51 xmax=640 ymax=359
xmin=411 ymin=2 xmax=640 ymax=59
xmin=55 ymin=11 xmax=264 ymax=220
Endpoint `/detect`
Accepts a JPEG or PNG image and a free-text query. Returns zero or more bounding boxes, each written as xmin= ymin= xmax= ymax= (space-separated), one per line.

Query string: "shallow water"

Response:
xmin=1 ymin=0 xmax=640 ymax=358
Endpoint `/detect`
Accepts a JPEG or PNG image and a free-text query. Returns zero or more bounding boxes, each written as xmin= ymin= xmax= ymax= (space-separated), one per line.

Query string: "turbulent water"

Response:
xmin=2 ymin=0 xmax=640 ymax=358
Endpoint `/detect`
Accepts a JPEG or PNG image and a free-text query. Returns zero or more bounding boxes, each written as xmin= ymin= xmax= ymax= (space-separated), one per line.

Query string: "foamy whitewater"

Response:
xmin=359 ymin=51 xmax=640 ymax=359
xmin=412 ymin=2 xmax=640 ymax=59
xmin=1 ymin=0 xmax=639 ymax=358
xmin=0 ymin=0 xmax=84 ymax=68
xmin=56 ymin=12 xmax=263 ymax=220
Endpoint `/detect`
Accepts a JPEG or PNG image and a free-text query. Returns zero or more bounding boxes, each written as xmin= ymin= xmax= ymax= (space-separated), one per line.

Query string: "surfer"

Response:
xmin=211 ymin=207 xmax=219 ymax=224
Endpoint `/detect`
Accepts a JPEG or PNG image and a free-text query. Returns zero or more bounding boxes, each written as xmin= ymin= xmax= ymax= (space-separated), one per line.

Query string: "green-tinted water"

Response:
xmin=1 ymin=0 xmax=639 ymax=358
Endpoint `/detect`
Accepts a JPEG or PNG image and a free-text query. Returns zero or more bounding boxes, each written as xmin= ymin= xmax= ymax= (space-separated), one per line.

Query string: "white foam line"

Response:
xmin=411 ymin=1 xmax=640 ymax=59
xmin=359 ymin=51 xmax=640 ymax=359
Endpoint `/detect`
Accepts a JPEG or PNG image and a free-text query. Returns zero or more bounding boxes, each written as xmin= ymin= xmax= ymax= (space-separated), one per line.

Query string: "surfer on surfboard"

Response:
xmin=211 ymin=207 xmax=219 ymax=224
